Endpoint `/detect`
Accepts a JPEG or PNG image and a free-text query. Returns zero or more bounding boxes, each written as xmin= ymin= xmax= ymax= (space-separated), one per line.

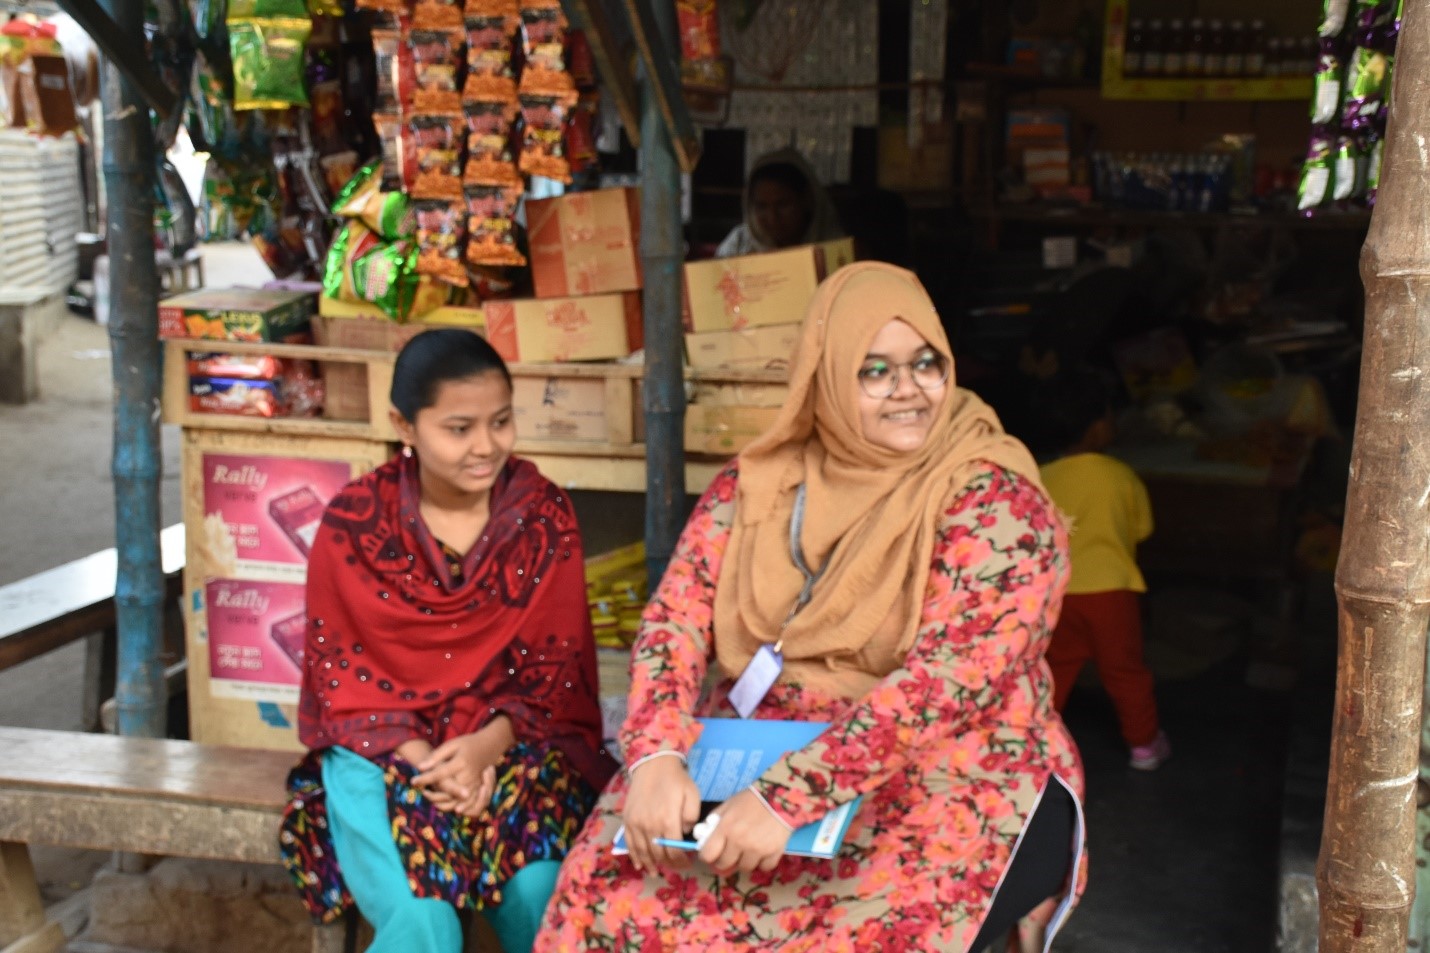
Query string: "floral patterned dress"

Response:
xmin=535 ymin=463 xmax=1087 ymax=953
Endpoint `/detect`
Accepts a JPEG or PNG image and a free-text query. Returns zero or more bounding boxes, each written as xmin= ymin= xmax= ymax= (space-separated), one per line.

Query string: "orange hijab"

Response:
xmin=713 ymin=262 xmax=1045 ymax=698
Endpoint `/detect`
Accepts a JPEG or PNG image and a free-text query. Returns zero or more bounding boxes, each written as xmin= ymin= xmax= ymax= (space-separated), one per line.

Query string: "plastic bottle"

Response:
xmin=1185 ymin=18 xmax=1207 ymax=76
xmin=1124 ymin=18 xmax=1146 ymax=77
xmin=1224 ymin=20 xmax=1246 ymax=76
xmin=1204 ymin=19 xmax=1226 ymax=76
xmin=1245 ymin=19 xmax=1268 ymax=76
xmin=1264 ymin=37 xmax=1282 ymax=77
xmin=1143 ymin=19 xmax=1167 ymax=76
xmin=1164 ymin=18 xmax=1187 ymax=76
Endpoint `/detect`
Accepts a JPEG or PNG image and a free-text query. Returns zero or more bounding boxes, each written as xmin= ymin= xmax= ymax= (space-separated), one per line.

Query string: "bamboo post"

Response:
xmin=1317 ymin=0 xmax=1430 ymax=947
xmin=101 ymin=0 xmax=167 ymax=738
xmin=637 ymin=1 xmax=686 ymax=586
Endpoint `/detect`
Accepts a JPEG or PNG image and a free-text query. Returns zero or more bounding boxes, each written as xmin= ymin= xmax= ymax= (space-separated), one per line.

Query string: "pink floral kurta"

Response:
xmin=535 ymin=463 xmax=1086 ymax=952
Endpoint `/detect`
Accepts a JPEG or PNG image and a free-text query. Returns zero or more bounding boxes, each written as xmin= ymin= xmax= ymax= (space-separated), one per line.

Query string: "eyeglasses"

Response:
xmin=857 ymin=352 xmax=950 ymax=399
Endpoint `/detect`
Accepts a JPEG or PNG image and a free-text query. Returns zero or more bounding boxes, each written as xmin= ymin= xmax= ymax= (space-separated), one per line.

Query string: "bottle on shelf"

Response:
xmin=1245 ymin=19 xmax=1268 ymax=76
xmin=1264 ymin=36 xmax=1282 ymax=77
xmin=1204 ymin=19 xmax=1226 ymax=77
xmin=1184 ymin=17 xmax=1207 ymax=76
xmin=1142 ymin=18 xmax=1166 ymax=76
xmin=1224 ymin=20 xmax=1246 ymax=76
xmin=1163 ymin=18 xmax=1187 ymax=76
xmin=1298 ymin=36 xmax=1318 ymax=77
xmin=1124 ymin=18 xmax=1146 ymax=77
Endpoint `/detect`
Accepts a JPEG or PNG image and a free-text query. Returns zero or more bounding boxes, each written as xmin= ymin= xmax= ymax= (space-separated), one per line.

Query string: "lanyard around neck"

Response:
xmin=778 ymin=483 xmax=825 ymax=648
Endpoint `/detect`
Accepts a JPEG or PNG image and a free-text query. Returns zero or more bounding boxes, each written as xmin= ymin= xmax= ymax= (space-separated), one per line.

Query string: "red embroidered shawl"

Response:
xmin=298 ymin=453 xmax=613 ymax=789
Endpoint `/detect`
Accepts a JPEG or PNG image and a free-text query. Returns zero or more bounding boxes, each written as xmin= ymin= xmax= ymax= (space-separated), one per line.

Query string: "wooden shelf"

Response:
xmin=971 ymin=204 xmax=1371 ymax=231
xmin=1100 ymin=0 xmax=1312 ymax=101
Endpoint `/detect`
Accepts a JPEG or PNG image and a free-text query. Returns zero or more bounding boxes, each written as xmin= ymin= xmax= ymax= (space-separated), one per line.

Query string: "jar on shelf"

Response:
xmin=1124 ymin=18 xmax=1146 ymax=77
xmin=1163 ymin=18 xmax=1187 ymax=76
xmin=1184 ymin=18 xmax=1207 ymax=76
xmin=1143 ymin=18 xmax=1167 ymax=76
xmin=1245 ymin=19 xmax=1268 ymax=76
xmin=1204 ymin=19 xmax=1226 ymax=77
xmin=1224 ymin=20 xmax=1246 ymax=77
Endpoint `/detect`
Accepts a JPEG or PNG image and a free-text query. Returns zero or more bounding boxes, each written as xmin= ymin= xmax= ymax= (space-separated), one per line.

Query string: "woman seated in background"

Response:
xmin=535 ymin=262 xmax=1086 ymax=952
xmin=279 ymin=329 xmax=614 ymax=953
xmin=716 ymin=147 xmax=845 ymax=258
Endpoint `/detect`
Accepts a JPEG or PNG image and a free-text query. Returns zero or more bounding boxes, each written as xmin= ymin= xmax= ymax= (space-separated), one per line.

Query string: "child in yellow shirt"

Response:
xmin=1038 ymin=370 xmax=1169 ymax=770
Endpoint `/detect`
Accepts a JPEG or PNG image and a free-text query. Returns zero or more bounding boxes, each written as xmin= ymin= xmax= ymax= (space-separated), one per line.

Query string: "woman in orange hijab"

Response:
xmin=536 ymin=262 xmax=1086 ymax=952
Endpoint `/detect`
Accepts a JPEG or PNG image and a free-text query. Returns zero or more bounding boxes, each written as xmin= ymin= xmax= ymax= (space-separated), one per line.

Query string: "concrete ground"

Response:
xmin=0 ymin=241 xmax=1337 ymax=951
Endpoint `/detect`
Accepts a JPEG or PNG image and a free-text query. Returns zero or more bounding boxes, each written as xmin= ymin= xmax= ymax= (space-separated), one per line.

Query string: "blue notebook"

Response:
xmin=613 ymin=718 xmax=862 ymax=859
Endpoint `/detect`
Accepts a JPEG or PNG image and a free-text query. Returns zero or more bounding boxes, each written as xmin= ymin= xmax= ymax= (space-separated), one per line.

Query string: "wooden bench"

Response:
xmin=0 ymin=726 xmax=345 ymax=953
xmin=0 ymin=525 xmax=186 ymax=728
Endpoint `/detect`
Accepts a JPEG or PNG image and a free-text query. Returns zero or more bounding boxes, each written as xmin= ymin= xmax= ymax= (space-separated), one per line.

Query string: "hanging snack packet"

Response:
xmin=1310 ymin=39 xmax=1345 ymax=126
xmin=1366 ymin=135 xmax=1384 ymax=206
xmin=414 ymin=197 xmax=469 ymax=286
xmin=464 ymin=10 xmax=518 ymax=99
xmin=411 ymin=111 xmax=465 ymax=178
xmin=1319 ymin=0 xmax=1352 ymax=36
xmin=518 ymin=90 xmax=575 ymax=182
xmin=462 ymin=93 xmax=522 ymax=184
xmin=372 ymin=23 xmax=417 ymax=114
xmin=410 ymin=23 xmax=464 ymax=111
xmin=1297 ymin=129 xmax=1336 ymax=212
xmin=464 ymin=182 xmax=525 ymax=266
xmin=373 ymin=112 xmax=417 ymax=192
xmin=1341 ymin=46 xmax=1391 ymax=131
xmin=519 ymin=0 xmax=574 ymax=96
xmin=230 ymin=17 xmax=313 ymax=109
xmin=1332 ymin=134 xmax=1361 ymax=201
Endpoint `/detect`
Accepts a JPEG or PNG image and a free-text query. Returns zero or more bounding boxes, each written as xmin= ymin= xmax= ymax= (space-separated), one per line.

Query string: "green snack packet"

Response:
xmin=351 ymin=240 xmax=420 ymax=321
xmin=230 ymin=16 xmax=312 ymax=110
xmin=330 ymin=158 xmax=382 ymax=216
xmin=227 ymin=0 xmax=308 ymax=19
xmin=1298 ymin=130 xmax=1336 ymax=211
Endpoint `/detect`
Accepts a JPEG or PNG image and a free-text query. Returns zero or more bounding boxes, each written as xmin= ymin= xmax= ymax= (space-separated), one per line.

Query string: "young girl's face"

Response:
xmin=399 ymin=371 xmax=515 ymax=502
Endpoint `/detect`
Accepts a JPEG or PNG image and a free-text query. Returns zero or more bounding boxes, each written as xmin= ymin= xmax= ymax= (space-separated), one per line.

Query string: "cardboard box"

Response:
xmin=527 ymin=187 xmax=642 ymax=299
xmin=32 ymin=55 xmax=76 ymax=134
xmin=682 ymin=239 xmax=854 ymax=334
xmin=684 ymin=403 xmax=782 ymax=455
xmin=512 ymin=376 xmax=609 ymax=442
xmin=311 ymin=314 xmax=485 ymax=421
xmin=485 ymin=292 xmax=643 ymax=363
xmin=160 ymin=287 xmax=315 ymax=341
xmin=685 ymin=322 xmax=802 ymax=370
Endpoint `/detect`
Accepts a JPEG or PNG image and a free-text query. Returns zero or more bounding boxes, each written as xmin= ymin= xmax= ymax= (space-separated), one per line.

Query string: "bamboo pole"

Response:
xmin=101 ymin=0 xmax=166 ymax=738
xmin=1317 ymin=0 xmax=1430 ymax=947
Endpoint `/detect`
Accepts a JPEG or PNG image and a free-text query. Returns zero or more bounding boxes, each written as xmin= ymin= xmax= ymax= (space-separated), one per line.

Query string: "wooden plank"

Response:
xmin=527 ymin=453 xmax=727 ymax=493
xmin=561 ymin=0 xmax=641 ymax=149
xmin=0 ymin=728 xmax=293 ymax=810
xmin=604 ymin=375 xmax=635 ymax=446
xmin=619 ymin=0 xmax=703 ymax=172
xmin=0 ymin=787 xmax=280 ymax=864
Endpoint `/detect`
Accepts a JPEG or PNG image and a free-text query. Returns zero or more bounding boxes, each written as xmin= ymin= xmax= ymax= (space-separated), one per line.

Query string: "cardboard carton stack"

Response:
xmin=681 ymin=237 xmax=854 ymax=453
xmin=495 ymin=187 xmax=645 ymax=442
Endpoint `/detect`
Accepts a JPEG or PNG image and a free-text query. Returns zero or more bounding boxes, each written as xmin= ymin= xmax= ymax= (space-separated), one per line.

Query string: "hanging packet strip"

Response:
xmin=415 ymin=197 xmax=470 ymax=286
xmin=411 ymin=111 xmax=465 ymax=178
xmin=1310 ymin=39 xmax=1345 ymax=126
xmin=230 ymin=17 xmax=313 ymax=109
xmin=463 ymin=181 xmax=525 ymax=268
xmin=464 ymin=12 xmax=518 ymax=99
xmin=519 ymin=91 xmax=576 ymax=182
xmin=1341 ymin=47 xmax=1391 ymax=131
xmin=1298 ymin=128 xmax=1337 ymax=211
xmin=519 ymin=0 xmax=575 ymax=97
xmin=372 ymin=24 xmax=417 ymax=114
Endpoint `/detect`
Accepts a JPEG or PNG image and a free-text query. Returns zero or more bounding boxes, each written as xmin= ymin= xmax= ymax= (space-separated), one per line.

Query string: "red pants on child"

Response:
xmin=1046 ymin=589 xmax=1160 ymax=748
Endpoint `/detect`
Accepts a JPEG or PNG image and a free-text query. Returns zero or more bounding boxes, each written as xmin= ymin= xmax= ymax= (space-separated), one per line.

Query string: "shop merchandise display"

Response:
xmin=1120 ymin=13 xmax=1314 ymax=79
xmin=1297 ymin=0 xmax=1400 ymax=211
xmin=181 ymin=0 xmax=600 ymax=300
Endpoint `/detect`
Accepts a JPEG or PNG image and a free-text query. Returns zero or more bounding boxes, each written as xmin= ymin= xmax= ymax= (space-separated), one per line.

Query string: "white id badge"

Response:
xmin=728 ymin=645 xmax=783 ymax=718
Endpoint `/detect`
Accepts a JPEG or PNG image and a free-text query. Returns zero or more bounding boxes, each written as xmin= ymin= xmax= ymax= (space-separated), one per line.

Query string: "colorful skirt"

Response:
xmin=279 ymin=742 xmax=597 ymax=923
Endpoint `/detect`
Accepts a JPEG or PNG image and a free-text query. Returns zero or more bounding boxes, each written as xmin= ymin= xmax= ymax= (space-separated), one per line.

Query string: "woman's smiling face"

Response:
xmin=855 ymin=319 xmax=949 ymax=453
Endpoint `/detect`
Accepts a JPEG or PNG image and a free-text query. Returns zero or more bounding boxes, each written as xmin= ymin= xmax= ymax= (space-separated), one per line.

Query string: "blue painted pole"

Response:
xmin=101 ymin=0 xmax=166 ymax=738
xmin=640 ymin=0 xmax=686 ymax=587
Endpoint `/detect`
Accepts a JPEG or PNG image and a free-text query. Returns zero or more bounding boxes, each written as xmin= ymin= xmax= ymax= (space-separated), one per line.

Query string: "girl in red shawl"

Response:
xmin=280 ymin=329 xmax=615 ymax=953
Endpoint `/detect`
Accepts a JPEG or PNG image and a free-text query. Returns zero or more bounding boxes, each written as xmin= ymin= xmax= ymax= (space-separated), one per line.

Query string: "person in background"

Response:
xmin=715 ymin=147 xmax=844 ymax=258
xmin=535 ymin=262 xmax=1085 ymax=952
xmin=1036 ymin=368 xmax=1170 ymax=771
xmin=279 ymin=329 xmax=614 ymax=953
